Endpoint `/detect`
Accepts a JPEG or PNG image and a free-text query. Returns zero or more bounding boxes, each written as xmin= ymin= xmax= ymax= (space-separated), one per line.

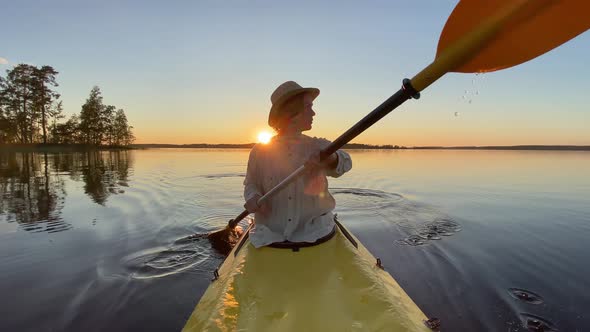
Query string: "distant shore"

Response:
xmin=2 ymin=143 xmax=589 ymax=152
xmin=409 ymin=145 xmax=590 ymax=151
xmin=131 ymin=143 xmax=590 ymax=151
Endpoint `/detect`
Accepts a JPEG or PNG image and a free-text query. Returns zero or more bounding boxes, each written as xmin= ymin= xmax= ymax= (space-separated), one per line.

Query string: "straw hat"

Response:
xmin=268 ymin=81 xmax=320 ymax=127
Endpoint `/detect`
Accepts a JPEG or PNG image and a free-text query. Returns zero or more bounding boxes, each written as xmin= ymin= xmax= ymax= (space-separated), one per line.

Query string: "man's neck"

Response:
xmin=278 ymin=128 xmax=302 ymax=137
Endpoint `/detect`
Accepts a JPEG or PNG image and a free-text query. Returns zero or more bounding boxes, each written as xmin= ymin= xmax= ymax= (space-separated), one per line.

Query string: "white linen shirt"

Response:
xmin=244 ymin=134 xmax=352 ymax=248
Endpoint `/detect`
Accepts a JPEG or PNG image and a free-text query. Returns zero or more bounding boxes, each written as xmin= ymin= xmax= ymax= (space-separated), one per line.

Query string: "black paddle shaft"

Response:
xmin=319 ymin=79 xmax=419 ymax=161
xmin=227 ymin=79 xmax=419 ymax=229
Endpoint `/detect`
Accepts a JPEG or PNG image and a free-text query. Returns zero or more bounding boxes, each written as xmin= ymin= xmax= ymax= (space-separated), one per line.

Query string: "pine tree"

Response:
xmin=79 ymin=86 xmax=104 ymax=145
xmin=32 ymin=66 xmax=61 ymax=144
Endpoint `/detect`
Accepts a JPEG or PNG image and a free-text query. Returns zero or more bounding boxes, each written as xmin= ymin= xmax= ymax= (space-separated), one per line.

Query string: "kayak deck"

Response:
xmin=183 ymin=222 xmax=430 ymax=331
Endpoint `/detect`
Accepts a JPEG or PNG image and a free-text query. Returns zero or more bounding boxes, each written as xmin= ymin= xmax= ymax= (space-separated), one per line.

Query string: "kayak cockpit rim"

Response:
xmin=232 ymin=215 xmax=358 ymax=258
xmin=223 ymin=217 xmax=358 ymax=272
xmin=268 ymin=226 xmax=336 ymax=251
xmin=334 ymin=215 xmax=358 ymax=248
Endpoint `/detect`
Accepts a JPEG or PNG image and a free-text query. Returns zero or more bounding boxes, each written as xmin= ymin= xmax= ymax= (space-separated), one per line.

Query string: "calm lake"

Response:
xmin=1 ymin=148 xmax=589 ymax=331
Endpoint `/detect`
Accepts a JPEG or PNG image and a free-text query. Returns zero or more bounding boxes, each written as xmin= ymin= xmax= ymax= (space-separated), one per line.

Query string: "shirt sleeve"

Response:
xmin=315 ymin=138 xmax=353 ymax=178
xmin=244 ymin=146 xmax=262 ymax=201
xmin=330 ymin=149 xmax=352 ymax=178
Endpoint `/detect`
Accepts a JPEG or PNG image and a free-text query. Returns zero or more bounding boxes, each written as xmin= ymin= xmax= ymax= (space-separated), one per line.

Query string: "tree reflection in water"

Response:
xmin=0 ymin=150 xmax=132 ymax=233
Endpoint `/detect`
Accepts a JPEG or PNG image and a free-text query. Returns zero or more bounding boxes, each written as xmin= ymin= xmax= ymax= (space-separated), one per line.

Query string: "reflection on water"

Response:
xmin=77 ymin=151 xmax=131 ymax=205
xmin=0 ymin=150 xmax=132 ymax=233
xmin=0 ymin=152 xmax=68 ymax=233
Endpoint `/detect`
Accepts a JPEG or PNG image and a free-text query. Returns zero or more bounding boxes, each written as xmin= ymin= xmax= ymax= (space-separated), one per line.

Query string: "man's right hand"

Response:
xmin=244 ymin=194 xmax=270 ymax=215
xmin=244 ymin=195 xmax=260 ymax=213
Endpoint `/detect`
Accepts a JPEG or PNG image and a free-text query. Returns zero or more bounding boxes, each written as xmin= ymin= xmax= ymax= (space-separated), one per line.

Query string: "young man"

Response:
xmin=243 ymin=81 xmax=352 ymax=248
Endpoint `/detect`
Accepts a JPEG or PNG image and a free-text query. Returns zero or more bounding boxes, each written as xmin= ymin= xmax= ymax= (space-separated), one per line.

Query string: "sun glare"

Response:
xmin=257 ymin=131 xmax=273 ymax=144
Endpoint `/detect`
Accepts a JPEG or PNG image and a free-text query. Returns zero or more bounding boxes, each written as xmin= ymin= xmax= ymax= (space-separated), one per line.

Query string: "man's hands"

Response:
xmin=305 ymin=151 xmax=338 ymax=170
xmin=244 ymin=194 xmax=270 ymax=215
xmin=244 ymin=152 xmax=338 ymax=215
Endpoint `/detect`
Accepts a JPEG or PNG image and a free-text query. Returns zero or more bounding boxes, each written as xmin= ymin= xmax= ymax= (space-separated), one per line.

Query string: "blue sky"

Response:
xmin=2 ymin=0 xmax=589 ymax=145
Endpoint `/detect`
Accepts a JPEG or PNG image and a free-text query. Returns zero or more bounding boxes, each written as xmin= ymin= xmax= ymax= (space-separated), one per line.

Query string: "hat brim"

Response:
xmin=268 ymin=87 xmax=320 ymax=127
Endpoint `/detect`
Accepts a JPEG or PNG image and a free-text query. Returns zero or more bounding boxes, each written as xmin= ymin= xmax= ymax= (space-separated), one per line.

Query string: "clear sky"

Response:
xmin=2 ymin=0 xmax=589 ymax=146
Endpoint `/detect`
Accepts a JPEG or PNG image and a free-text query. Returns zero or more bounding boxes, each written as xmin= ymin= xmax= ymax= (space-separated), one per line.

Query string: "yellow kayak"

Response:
xmin=182 ymin=220 xmax=432 ymax=332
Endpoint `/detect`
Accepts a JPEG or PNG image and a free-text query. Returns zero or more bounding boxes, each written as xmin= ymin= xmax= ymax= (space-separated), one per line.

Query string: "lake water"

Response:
xmin=1 ymin=148 xmax=589 ymax=332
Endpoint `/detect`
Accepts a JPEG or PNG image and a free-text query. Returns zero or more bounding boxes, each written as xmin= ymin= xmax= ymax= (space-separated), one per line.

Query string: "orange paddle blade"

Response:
xmin=438 ymin=0 xmax=590 ymax=73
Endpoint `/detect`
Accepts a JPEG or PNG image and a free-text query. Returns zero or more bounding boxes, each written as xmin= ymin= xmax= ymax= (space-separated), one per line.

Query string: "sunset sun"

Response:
xmin=257 ymin=131 xmax=273 ymax=144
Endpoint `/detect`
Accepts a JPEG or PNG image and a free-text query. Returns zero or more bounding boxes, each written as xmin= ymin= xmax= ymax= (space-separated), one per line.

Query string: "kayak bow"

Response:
xmin=183 ymin=220 xmax=431 ymax=332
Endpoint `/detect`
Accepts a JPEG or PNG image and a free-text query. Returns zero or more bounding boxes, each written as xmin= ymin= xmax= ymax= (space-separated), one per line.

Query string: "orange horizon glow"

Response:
xmin=131 ymin=121 xmax=589 ymax=147
xmin=133 ymin=130 xmax=586 ymax=146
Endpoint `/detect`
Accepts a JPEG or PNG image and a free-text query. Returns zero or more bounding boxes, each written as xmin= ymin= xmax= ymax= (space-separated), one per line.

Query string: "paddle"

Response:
xmin=208 ymin=0 xmax=590 ymax=255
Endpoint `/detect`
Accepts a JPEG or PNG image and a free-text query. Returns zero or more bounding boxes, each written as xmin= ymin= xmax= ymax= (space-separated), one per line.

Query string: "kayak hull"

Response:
xmin=183 ymin=222 xmax=430 ymax=332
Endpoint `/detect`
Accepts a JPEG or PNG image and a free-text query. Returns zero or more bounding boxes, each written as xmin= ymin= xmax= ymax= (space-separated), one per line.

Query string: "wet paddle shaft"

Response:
xmin=226 ymin=0 xmax=590 ymax=229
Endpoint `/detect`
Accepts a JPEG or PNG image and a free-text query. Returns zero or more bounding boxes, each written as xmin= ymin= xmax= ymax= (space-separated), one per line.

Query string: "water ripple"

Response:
xmin=397 ymin=218 xmax=462 ymax=246
xmin=519 ymin=313 xmax=559 ymax=332
xmin=195 ymin=212 xmax=253 ymax=229
xmin=200 ymin=173 xmax=245 ymax=179
xmin=508 ymin=288 xmax=544 ymax=305
xmin=330 ymin=187 xmax=462 ymax=246
xmin=122 ymin=241 xmax=211 ymax=280
xmin=331 ymin=187 xmax=403 ymax=211
xmin=20 ymin=218 xmax=73 ymax=234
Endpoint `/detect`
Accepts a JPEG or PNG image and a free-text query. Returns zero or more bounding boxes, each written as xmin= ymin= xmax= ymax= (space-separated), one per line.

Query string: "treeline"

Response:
xmin=0 ymin=64 xmax=134 ymax=146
